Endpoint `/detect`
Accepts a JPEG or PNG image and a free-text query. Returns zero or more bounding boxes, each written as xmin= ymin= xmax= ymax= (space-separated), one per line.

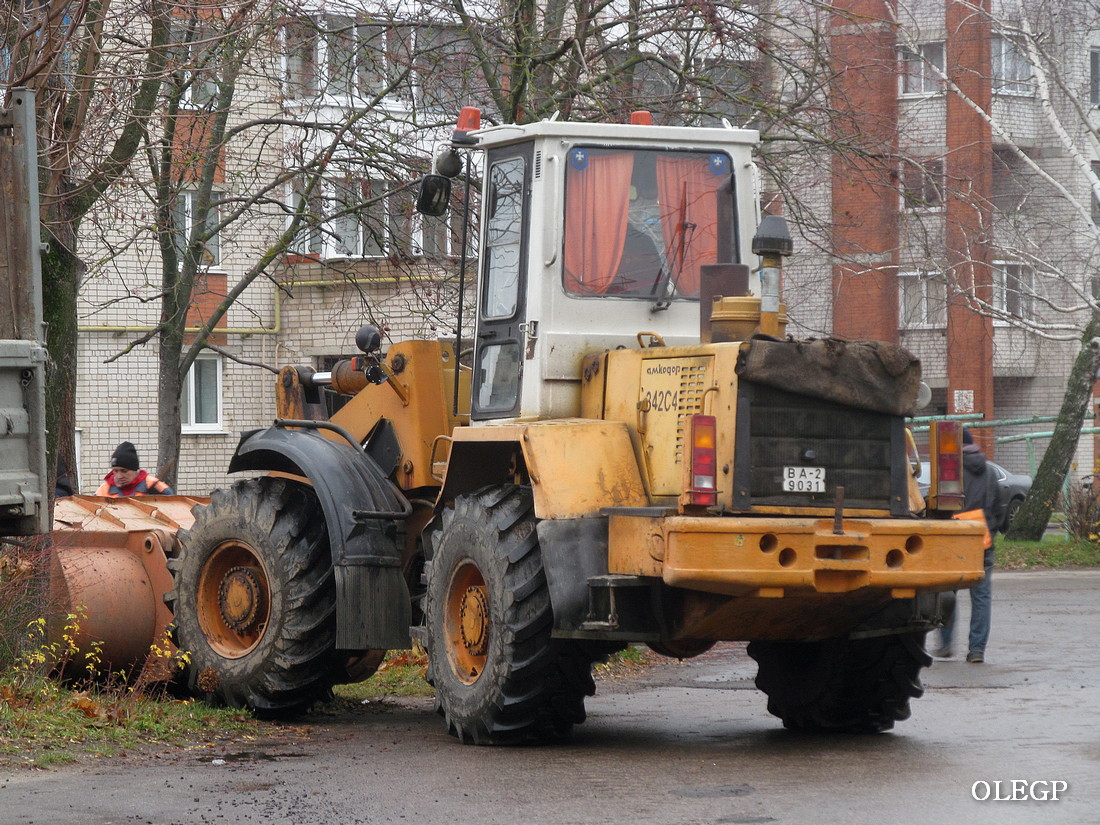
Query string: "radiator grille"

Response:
xmin=734 ymin=382 xmax=902 ymax=511
xmin=673 ymin=362 xmax=710 ymax=463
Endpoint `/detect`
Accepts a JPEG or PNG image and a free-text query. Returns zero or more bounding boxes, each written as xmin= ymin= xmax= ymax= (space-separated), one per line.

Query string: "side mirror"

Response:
xmin=415 ymin=174 xmax=451 ymax=217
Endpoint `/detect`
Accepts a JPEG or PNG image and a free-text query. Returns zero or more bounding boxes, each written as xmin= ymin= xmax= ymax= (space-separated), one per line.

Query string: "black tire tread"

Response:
xmin=747 ymin=631 xmax=930 ymax=733
xmin=424 ymin=484 xmax=601 ymax=745
xmin=167 ymin=477 xmax=338 ymax=717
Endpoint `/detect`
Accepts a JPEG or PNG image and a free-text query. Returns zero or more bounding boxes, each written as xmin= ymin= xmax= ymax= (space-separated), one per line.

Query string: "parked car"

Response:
xmin=916 ymin=460 xmax=1032 ymax=532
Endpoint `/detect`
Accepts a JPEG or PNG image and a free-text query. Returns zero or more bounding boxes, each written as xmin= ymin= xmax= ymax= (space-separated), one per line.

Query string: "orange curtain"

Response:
xmin=564 ymin=153 xmax=634 ymax=294
xmin=655 ymin=156 xmax=720 ymax=297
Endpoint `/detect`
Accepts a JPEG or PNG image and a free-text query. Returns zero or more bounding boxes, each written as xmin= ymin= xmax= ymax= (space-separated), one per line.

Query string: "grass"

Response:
xmin=332 ymin=649 xmax=434 ymax=702
xmin=0 ymin=606 xmax=263 ymax=769
xmin=0 ymin=672 xmax=260 ymax=768
xmin=997 ymin=536 xmax=1100 ymax=570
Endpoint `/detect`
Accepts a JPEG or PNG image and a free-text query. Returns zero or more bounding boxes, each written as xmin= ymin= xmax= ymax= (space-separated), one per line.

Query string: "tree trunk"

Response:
xmin=1005 ymin=314 xmax=1100 ymax=541
xmin=41 ymin=234 xmax=80 ymax=498
xmin=156 ymin=325 xmax=185 ymax=490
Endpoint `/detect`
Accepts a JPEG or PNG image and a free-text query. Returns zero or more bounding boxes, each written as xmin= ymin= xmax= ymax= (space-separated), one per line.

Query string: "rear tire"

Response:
xmin=167 ymin=477 xmax=341 ymax=716
xmin=1005 ymin=496 xmax=1023 ymax=531
xmin=424 ymin=484 xmax=598 ymax=745
xmin=747 ymin=631 xmax=931 ymax=733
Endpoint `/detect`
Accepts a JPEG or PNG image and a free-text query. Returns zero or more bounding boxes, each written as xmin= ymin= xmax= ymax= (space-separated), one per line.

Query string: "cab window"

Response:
xmin=563 ymin=148 xmax=734 ymax=299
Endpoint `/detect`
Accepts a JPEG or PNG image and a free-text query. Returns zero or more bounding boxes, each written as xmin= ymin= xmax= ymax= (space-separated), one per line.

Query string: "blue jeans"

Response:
xmin=937 ymin=543 xmax=994 ymax=655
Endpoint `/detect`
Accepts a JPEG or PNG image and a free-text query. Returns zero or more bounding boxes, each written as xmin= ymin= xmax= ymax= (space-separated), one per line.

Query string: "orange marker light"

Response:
xmin=456 ymin=107 xmax=481 ymax=132
xmin=452 ymin=107 xmax=482 ymax=145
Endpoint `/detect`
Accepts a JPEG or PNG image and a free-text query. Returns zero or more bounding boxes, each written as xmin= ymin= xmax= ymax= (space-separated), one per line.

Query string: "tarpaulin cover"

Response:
xmin=735 ymin=337 xmax=922 ymax=417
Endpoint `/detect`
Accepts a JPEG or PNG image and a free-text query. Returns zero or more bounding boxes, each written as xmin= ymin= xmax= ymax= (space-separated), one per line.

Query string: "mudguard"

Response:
xmin=229 ymin=425 xmax=412 ymax=650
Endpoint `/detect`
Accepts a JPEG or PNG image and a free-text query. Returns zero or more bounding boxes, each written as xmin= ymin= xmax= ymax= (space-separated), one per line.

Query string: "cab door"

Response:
xmin=471 ymin=143 xmax=532 ymax=420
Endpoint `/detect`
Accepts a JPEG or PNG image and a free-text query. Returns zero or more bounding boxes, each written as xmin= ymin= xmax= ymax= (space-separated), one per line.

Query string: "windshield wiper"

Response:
xmin=650 ymin=218 xmax=696 ymax=313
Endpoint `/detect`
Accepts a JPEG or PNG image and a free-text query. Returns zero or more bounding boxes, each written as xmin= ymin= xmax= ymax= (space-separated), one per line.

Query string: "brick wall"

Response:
xmin=944 ymin=0 xmax=995 ymax=453
xmin=829 ymin=0 xmax=901 ymax=342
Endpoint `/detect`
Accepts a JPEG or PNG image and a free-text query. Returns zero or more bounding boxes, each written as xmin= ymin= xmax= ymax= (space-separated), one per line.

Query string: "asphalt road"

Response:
xmin=2 ymin=569 xmax=1097 ymax=825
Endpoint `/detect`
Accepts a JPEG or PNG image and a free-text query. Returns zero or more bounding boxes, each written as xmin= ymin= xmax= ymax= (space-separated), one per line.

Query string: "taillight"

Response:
xmin=928 ymin=420 xmax=964 ymax=510
xmin=684 ymin=414 xmax=718 ymax=507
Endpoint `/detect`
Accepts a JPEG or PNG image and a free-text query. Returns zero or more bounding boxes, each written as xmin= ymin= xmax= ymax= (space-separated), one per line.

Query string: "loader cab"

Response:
xmin=451 ymin=116 xmax=761 ymax=423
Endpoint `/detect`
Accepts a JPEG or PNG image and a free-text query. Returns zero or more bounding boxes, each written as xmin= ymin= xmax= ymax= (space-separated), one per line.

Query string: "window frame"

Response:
xmin=282 ymin=14 xmax=390 ymax=102
xmin=180 ymin=353 xmax=223 ymax=433
xmin=992 ymin=34 xmax=1031 ymax=97
xmin=288 ymin=181 xmax=324 ymax=257
xmin=991 ymin=145 xmax=1028 ymax=212
xmin=901 ymin=158 xmax=945 ymax=212
xmin=172 ymin=22 xmax=218 ymax=110
xmin=412 ymin=208 xmax=462 ymax=259
xmin=898 ymin=269 xmax=948 ymax=330
xmin=899 ymin=42 xmax=945 ymax=97
xmin=1091 ymin=49 xmax=1100 ymax=107
xmin=289 ymin=177 xmax=403 ymax=260
xmin=1091 ymin=160 xmax=1100 ymax=225
xmin=172 ymin=189 xmax=221 ymax=269
xmin=991 ymin=260 xmax=1034 ymax=323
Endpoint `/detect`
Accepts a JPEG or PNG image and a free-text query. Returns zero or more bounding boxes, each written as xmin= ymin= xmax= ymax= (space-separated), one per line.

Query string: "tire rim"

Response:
xmin=444 ymin=560 xmax=490 ymax=684
xmin=197 ymin=540 xmax=271 ymax=658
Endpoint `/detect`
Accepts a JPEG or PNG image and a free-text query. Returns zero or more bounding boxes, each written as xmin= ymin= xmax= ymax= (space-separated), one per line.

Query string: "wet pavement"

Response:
xmin=1 ymin=569 xmax=1096 ymax=824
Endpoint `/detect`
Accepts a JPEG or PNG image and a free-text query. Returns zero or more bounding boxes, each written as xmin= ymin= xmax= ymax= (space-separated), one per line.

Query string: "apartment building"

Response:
xmin=74 ymin=7 xmax=470 ymax=495
xmin=778 ymin=0 xmax=1100 ymax=475
xmin=68 ymin=1 xmax=756 ymax=495
xmin=70 ymin=0 xmax=1095 ymax=493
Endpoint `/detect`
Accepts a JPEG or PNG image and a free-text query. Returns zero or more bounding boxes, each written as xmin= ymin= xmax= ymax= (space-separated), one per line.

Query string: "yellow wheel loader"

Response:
xmin=155 ymin=110 xmax=984 ymax=741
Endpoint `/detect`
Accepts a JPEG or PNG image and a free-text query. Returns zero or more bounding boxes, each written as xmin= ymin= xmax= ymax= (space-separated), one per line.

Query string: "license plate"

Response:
xmin=782 ymin=466 xmax=825 ymax=493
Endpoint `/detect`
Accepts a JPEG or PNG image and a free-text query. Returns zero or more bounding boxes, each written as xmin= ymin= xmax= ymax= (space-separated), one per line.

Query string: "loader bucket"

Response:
xmin=48 ymin=495 xmax=208 ymax=683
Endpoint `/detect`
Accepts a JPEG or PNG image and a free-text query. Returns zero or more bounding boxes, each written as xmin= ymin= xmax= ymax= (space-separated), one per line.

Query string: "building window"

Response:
xmin=899 ymin=270 xmax=947 ymax=329
xmin=992 ymin=35 xmax=1030 ymax=95
xmin=172 ymin=190 xmax=220 ymax=268
xmin=414 ymin=212 xmax=459 ymax=258
xmin=289 ymin=177 xmax=404 ymax=259
xmin=992 ymin=146 xmax=1029 ymax=212
xmin=901 ymin=158 xmax=945 ymax=210
xmin=1092 ymin=161 xmax=1100 ymax=225
xmin=171 ymin=23 xmax=218 ymax=109
xmin=181 ymin=354 xmax=222 ymax=432
xmin=412 ymin=24 xmax=490 ymax=110
xmin=1091 ymin=49 xmax=1100 ymax=106
xmin=288 ymin=180 xmax=323 ymax=257
xmin=284 ymin=15 xmax=389 ymax=101
xmin=316 ymin=355 xmax=355 ymax=416
xmin=900 ymin=43 xmax=944 ymax=96
xmin=993 ymin=261 xmax=1033 ymax=320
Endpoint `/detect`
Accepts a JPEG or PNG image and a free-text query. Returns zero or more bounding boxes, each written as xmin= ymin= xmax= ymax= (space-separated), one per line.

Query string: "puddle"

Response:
xmin=197 ymin=751 xmax=309 ymax=764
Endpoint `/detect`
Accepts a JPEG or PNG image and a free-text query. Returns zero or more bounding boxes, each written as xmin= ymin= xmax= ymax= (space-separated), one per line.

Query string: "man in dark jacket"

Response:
xmin=95 ymin=441 xmax=174 ymax=497
xmin=934 ymin=427 xmax=999 ymax=663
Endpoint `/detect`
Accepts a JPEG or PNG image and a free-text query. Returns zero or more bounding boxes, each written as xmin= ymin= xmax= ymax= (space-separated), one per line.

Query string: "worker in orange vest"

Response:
xmin=95 ymin=441 xmax=174 ymax=496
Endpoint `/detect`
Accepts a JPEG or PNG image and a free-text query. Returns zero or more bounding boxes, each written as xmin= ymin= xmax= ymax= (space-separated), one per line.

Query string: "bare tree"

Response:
xmin=2 ymin=0 xmax=174 ymax=498
xmin=8 ymin=0 xmax=938 ymax=493
xmin=894 ymin=1 xmax=1100 ymax=538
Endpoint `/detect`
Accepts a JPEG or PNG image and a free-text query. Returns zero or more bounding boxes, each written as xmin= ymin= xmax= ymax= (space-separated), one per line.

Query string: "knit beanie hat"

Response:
xmin=111 ymin=441 xmax=140 ymax=471
xmin=962 ymin=427 xmax=973 ymax=445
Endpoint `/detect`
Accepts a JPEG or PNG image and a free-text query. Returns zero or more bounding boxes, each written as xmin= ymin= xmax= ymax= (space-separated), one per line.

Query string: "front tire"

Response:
xmin=167 ymin=477 xmax=340 ymax=716
xmin=747 ymin=631 xmax=931 ymax=733
xmin=424 ymin=484 xmax=598 ymax=745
